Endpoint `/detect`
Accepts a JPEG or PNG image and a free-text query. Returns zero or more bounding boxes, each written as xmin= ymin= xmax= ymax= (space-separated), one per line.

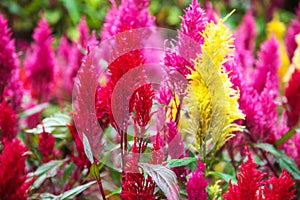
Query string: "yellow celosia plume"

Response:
xmin=284 ymin=33 xmax=300 ymax=82
xmin=266 ymin=13 xmax=290 ymax=84
xmin=180 ymin=14 xmax=245 ymax=156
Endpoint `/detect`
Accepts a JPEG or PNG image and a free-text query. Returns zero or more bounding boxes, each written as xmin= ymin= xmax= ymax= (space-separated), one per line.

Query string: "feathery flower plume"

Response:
xmin=38 ymin=127 xmax=55 ymax=163
xmin=101 ymin=0 xmax=155 ymax=40
xmin=0 ymin=101 xmax=17 ymax=141
xmin=224 ymin=145 xmax=265 ymax=200
xmin=0 ymin=139 xmax=33 ymax=199
xmin=266 ymin=14 xmax=290 ymax=81
xmin=234 ymin=11 xmax=257 ymax=72
xmin=68 ymin=124 xmax=91 ymax=170
xmin=285 ymin=5 xmax=300 ymax=61
xmin=262 ymin=169 xmax=295 ymax=200
xmin=251 ymin=36 xmax=280 ymax=94
xmin=181 ymin=15 xmax=245 ymax=155
xmin=224 ymin=145 xmax=296 ymax=200
xmin=165 ymin=0 xmax=207 ymax=76
xmin=240 ymin=37 xmax=280 ymax=143
xmin=25 ymin=16 xmax=55 ymax=102
xmin=186 ymin=157 xmax=208 ymax=200
xmin=0 ymin=14 xmax=18 ymax=101
xmin=0 ymin=14 xmax=23 ymax=110
xmin=285 ymin=68 xmax=300 ymax=127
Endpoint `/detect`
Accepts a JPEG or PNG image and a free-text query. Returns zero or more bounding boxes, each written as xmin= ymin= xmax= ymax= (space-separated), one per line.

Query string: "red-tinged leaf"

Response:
xmin=138 ymin=163 xmax=180 ymax=200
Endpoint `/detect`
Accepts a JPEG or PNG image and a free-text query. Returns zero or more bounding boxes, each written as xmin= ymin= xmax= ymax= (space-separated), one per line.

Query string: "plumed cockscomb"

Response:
xmin=234 ymin=11 xmax=257 ymax=71
xmin=0 ymin=14 xmax=23 ymax=110
xmin=0 ymin=14 xmax=18 ymax=101
xmin=0 ymin=139 xmax=33 ymax=200
xmin=25 ymin=17 xmax=55 ymax=102
xmin=285 ymin=68 xmax=300 ymax=127
xmin=186 ymin=157 xmax=208 ymax=200
xmin=101 ymin=0 xmax=155 ymax=40
xmin=262 ymin=169 xmax=295 ymax=200
xmin=224 ymin=146 xmax=265 ymax=200
xmin=38 ymin=128 xmax=55 ymax=163
xmin=0 ymin=101 xmax=17 ymax=141
xmin=285 ymin=5 xmax=300 ymax=61
xmin=165 ymin=0 xmax=207 ymax=76
xmin=251 ymin=36 xmax=280 ymax=94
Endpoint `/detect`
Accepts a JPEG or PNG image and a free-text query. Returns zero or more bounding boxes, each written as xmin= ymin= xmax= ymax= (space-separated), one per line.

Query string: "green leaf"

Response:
xmin=61 ymin=162 xmax=76 ymax=186
xmin=59 ymin=181 xmax=96 ymax=199
xmin=274 ymin=129 xmax=297 ymax=147
xmin=28 ymin=160 xmax=66 ymax=189
xmin=90 ymin=163 xmax=100 ymax=181
xmin=61 ymin=0 xmax=80 ymax=25
xmin=19 ymin=103 xmax=49 ymax=119
xmin=83 ymin=133 xmax=94 ymax=163
xmin=255 ymin=143 xmax=300 ymax=180
xmin=255 ymin=143 xmax=281 ymax=157
xmin=278 ymin=157 xmax=300 ymax=180
xmin=207 ymin=171 xmax=236 ymax=183
xmin=167 ymin=157 xmax=198 ymax=169
xmin=25 ymin=113 xmax=71 ymax=136
xmin=105 ymin=187 xmax=121 ymax=198
xmin=39 ymin=193 xmax=59 ymax=200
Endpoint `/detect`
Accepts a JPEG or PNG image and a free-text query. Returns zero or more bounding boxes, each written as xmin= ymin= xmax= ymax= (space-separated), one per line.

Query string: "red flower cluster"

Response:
xmin=38 ymin=127 xmax=56 ymax=163
xmin=0 ymin=139 xmax=33 ymax=199
xmin=68 ymin=124 xmax=91 ymax=170
xmin=224 ymin=146 xmax=295 ymax=200
xmin=285 ymin=69 xmax=300 ymax=127
xmin=0 ymin=101 xmax=17 ymax=141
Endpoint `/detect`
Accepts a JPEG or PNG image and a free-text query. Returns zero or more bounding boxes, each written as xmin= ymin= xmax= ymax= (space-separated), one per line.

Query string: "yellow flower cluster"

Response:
xmin=180 ymin=14 xmax=245 ymax=156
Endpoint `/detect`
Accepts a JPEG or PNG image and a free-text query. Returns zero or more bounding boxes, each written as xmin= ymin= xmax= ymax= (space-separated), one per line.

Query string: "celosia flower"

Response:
xmin=121 ymin=172 xmax=156 ymax=200
xmin=167 ymin=121 xmax=184 ymax=159
xmin=55 ymin=17 xmax=98 ymax=101
xmin=186 ymin=157 xmax=208 ymax=200
xmin=25 ymin=16 xmax=55 ymax=102
xmin=38 ymin=127 xmax=55 ymax=163
xmin=285 ymin=5 xmax=300 ymax=60
xmin=239 ymin=37 xmax=280 ymax=143
xmin=181 ymin=16 xmax=245 ymax=155
xmin=0 ymin=101 xmax=17 ymax=141
xmin=0 ymin=139 xmax=33 ymax=200
xmin=0 ymin=14 xmax=23 ymax=110
xmin=165 ymin=0 xmax=207 ymax=76
xmin=121 ymin=138 xmax=156 ymax=199
xmin=0 ymin=14 xmax=18 ymax=101
xmin=262 ymin=169 xmax=295 ymax=200
xmin=224 ymin=145 xmax=296 ymax=200
xmin=68 ymin=124 xmax=91 ymax=170
xmin=224 ymin=145 xmax=265 ymax=200
xmin=101 ymin=0 xmax=155 ymax=40
xmin=251 ymin=36 xmax=280 ymax=94
xmin=234 ymin=11 xmax=257 ymax=72
xmin=266 ymin=14 xmax=290 ymax=81
xmin=285 ymin=68 xmax=300 ymax=127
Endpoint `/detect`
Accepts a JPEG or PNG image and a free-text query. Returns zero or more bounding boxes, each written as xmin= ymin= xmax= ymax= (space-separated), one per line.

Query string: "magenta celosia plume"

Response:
xmin=234 ymin=11 xmax=257 ymax=72
xmin=186 ymin=157 xmax=208 ymax=200
xmin=0 ymin=14 xmax=23 ymax=110
xmin=165 ymin=0 xmax=207 ymax=76
xmin=101 ymin=0 xmax=155 ymax=40
xmin=25 ymin=16 xmax=55 ymax=102
xmin=285 ymin=5 xmax=300 ymax=60
xmin=0 ymin=14 xmax=18 ymax=101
